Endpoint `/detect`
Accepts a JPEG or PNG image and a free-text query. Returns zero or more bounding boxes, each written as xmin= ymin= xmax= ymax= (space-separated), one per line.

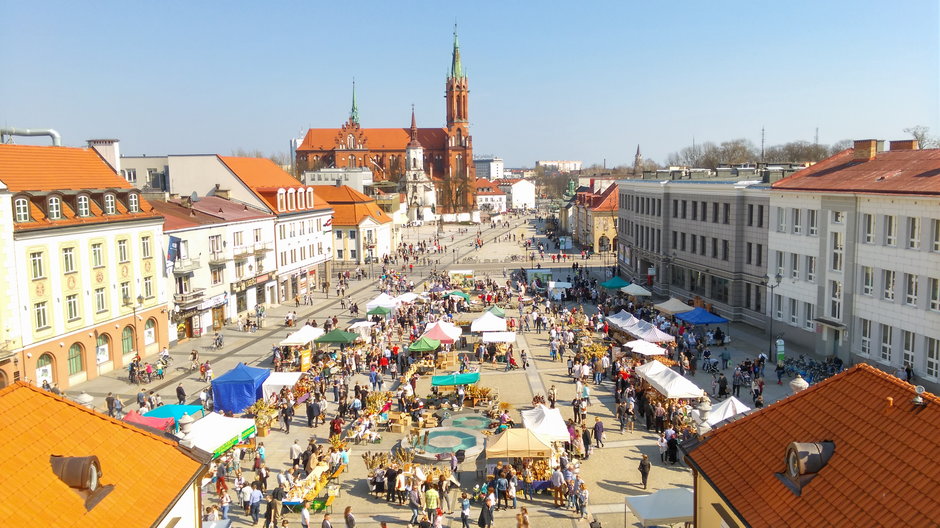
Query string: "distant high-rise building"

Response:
xmin=473 ymin=155 xmax=504 ymax=180
xmin=536 ymin=160 xmax=582 ymax=173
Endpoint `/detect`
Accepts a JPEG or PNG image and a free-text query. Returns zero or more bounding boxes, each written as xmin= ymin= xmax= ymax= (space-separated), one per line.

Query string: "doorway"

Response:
xmin=212 ymin=306 xmax=225 ymax=330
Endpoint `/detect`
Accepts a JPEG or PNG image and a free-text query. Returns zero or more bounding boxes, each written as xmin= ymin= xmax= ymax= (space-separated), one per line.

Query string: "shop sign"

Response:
xmin=232 ymin=273 xmax=272 ymax=293
xmin=199 ymin=293 xmax=228 ymax=310
xmin=96 ymin=344 xmax=110 ymax=365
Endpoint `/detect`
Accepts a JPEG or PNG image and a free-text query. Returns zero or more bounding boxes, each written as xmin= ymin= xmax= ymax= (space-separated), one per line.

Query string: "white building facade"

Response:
xmin=499 ymin=179 xmax=536 ymax=211
xmin=473 ymin=156 xmax=504 ymax=180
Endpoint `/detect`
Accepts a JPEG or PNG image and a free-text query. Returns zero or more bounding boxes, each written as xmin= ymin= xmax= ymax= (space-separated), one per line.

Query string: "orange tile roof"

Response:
xmin=218 ymin=156 xmax=330 ymax=211
xmin=0 ymin=144 xmax=162 ymax=231
xmin=0 ymin=383 xmax=203 ymax=527
xmin=773 ymin=146 xmax=940 ymax=195
xmin=590 ymin=183 xmax=618 ymax=211
xmin=299 ymin=127 xmax=449 ymax=151
xmin=310 ymin=185 xmax=392 ymax=226
xmin=684 ymin=364 xmax=940 ymax=527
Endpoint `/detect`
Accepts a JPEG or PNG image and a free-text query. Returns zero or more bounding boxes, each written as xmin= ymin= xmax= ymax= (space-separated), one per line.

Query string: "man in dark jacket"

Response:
xmin=592 ymin=417 xmax=605 ymax=448
xmin=581 ymin=426 xmax=592 ymax=460
xmin=307 ymin=399 xmax=320 ymax=427
xmin=176 ymin=384 xmax=186 ymax=405
xmin=477 ymin=497 xmax=494 ymax=527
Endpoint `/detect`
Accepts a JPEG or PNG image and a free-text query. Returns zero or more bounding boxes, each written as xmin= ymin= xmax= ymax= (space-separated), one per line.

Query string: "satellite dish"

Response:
xmin=190 ymin=191 xmax=200 ymax=202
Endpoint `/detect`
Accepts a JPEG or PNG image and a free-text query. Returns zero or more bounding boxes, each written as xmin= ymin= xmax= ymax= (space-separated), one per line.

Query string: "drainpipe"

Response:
xmin=0 ymin=128 xmax=62 ymax=146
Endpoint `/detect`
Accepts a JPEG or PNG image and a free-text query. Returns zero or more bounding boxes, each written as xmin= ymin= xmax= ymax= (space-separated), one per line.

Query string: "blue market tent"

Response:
xmin=211 ymin=363 xmax=270 ymax=413
xmin=144 ymin=404 xmax=205 ymax=423
xmin=431 ymin=372 xmax=481 ymax=386
xmin=675 ymin=307 xmax=729 ymax=325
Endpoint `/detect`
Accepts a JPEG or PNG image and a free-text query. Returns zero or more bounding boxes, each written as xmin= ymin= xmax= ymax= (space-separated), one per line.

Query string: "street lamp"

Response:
xmin=765 ymin=273 xmax=782 ymax=356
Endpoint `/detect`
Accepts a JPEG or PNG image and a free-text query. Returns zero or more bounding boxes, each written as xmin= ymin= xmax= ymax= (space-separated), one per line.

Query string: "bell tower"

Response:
xmin=445 ymin=25 xmax=469 ymax=130
xmin=444 ymin=24 xmax=474 ymax=215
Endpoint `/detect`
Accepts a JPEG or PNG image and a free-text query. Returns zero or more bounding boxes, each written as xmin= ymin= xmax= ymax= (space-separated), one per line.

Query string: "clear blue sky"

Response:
xmin=1 ymin=1 xmax=937 ymax=167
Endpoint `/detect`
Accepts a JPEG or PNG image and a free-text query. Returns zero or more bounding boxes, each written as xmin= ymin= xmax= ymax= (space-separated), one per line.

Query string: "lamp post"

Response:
xmin=765 ymin=273 xmax=782 ymax=356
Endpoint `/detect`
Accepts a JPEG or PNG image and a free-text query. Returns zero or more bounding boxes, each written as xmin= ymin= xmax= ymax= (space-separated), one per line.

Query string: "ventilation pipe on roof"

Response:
xmin=0 ymin=127 xmax=62 ymax=146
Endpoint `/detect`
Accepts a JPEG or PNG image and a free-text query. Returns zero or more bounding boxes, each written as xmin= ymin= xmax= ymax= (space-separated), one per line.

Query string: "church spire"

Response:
xmin=633 ymin=144 xmax=643 ymax=176
xmin=450 ymin=24 xmax=464 ymax=79
xmin=350 ymin=80 xmax=360 ymax=124
xmin=407 ymin=105 xmax=422 ymax=148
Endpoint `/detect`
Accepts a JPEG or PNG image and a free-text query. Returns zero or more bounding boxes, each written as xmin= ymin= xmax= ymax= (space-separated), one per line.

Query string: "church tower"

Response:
xmin=444 ymin=24 xmax=474 ymax=216
xmin=403 ymin=107 xmax=436 ymax=221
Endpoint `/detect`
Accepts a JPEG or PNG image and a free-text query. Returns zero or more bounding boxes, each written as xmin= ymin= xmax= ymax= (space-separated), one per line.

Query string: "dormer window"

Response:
xmin=76 ymin=195 xmax=90 ymax=217
xmin=306 ymin=188 xmax=314 ymax=208
xmin=14 ymin=197 xmax=30 ymax=222
xmin=128 ymin=193 xmax=139 ymax=213
xmin=297 ymin=190 xmax=305 ymax=209
xmin=287 ymin=189 xmax=296 ymax=210
xmin=276 ymin=190 xmax=286 ymax=212
xmin=103 ymin=194 xmax=116 ymax=215
xmin=47 ymin=196 xmax=62 ymax=220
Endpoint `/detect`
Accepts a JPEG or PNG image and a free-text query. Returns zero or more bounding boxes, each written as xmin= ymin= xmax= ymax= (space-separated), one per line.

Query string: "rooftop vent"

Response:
xmin=776 ymin=441 xmax=835 ymax=496
xmin=49 ymin=455 xmax=114 ymax=510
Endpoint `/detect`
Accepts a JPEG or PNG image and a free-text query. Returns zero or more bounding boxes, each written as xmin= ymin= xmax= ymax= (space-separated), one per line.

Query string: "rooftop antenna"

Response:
xmin=814 ymin=127 xmax=819 ymax=148
xmin=760 ymin=126 xmax=766 ymax=163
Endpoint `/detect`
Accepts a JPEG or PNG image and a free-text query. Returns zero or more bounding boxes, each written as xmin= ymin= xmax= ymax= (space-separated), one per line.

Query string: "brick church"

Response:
xmin=294 ymin=29 xmax=476 ymax=215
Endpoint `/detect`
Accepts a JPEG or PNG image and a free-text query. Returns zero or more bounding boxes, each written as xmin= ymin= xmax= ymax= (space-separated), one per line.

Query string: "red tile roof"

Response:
xmin=310 ymin=185 xmax=392 ymax=226
xmin=773 ymin=146 xmax=940 ymax=195
xmin=149 ymin=199 xmax=223 ymax=231
xmin=299 ymin=127 xmax=449 ymax=151
xmin=590 ymin=183 xmax=618 ymax=211
xmin=218 ymin=156 xmax=330 ymax=212
xmin=0 ymin=383 xmax=203 ymax=527
xmin=684 ymin=364 xmax=940 ymax=527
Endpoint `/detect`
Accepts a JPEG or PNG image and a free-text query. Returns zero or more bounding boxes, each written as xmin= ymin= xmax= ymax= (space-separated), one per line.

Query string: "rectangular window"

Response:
xmin=30 ymin=251 xmax=44 ymax=279
xmin=290 ymin=249 xmax=297 ymax=263
xmin=908 ymin=217 xmax=920 ymax=249
xmin=349 ymin=230 xmax=357 ymax=240
xmin=722 ymin=239 xmax=729 ymax=261
xmin=209 ymin=235 xmax=222 ymax=252
xmin=862 ymin=266 xmax=873 ymax=295
xmin=933 ymin=219 xmax=940 ymax=252
xmin=672 ymin=200 xmax=678 ymax=218
xmin=745 ymin=283 xmax=752 ymax=309
xmin=880 ymin=324 xmax=893 ymax=363
xmin=712 ymin=203 xmax=719 ymax=223
xmin=336 ymin=230 xmax=343 ymax=240
xmin=211 ymin=267 xmax=223 ymax=285
xmin=776 ymin=207 xmax=786 ymax=232
xmin=34 ymin=302 xmax=48 ymax=329
xmin=233 ymin=231 xmax=243 ymax=247
xmin=680 ymin=233 xmax=686 ymax=251
xmin=351 ymin=249 xmax=358 ymax=260
xmin=95 ymin=287 xmax=106 ymax=312
xmin=905 ymin=273 xmax=919 ymax=306
xmin=671 ymin=231 xmax=677 ymax=250
xmin=711 ymin=238 xmax=717 ymax=258
xmin=746 ymin=242 xmax=753 ymax=265
xmin=235 ymin=261 xmax=246 ymax=279
xmin=884 ymin=270 xmax=896 ymax=301
xmin=691 ymin=235 xmax=697 ymax=254
xmin=747 ymin=204 xmax=754 ymax=226
xmin=930 ymin=278 xmax=940 ymax=311
xmin=774 ymin=294 xmax=783 ymax=320
xmin=831 ymin=232 xmax=844 ymax=271
xmin=66 ymin=294 xmax=79 ymax=321
xmin=927 ymin=337 xmax=940 ymax=379
xmin=118 ymin=240 xmax=129 ymax=262
xmin=120 ymin=282 xmax=130 ymax=303
xmin=699 ymin=235 xmax=706 ymax=256
xmin=776 ymin=251 xmax=785 ymax=277
xmin=681 ymin=200 xmax=687 ymax=219
xmin=832 ymin=210 xmax=845 ymax=224
xmin=280 ymin=251 xmax=287 ymax=267
xmin=337 ymin=249 xmax=344 ymax=259
xmin=790 ymin=253 xmax=799 ymax=279
xmin=902 ymin=330 xmax=915 ymax=369
xmin=691 ymin=201 xmax=698 ymax=220
xmin=808 ymin=209 xmax=818 ymax=235
xmin=885 ymin=215 xmax=897 ymax=246
xmin=789 ymin=298 xmax=798 ymax=325
xmin=91 ymin=243 xmax=103 ymax=267
xmin=254 ymin=228 xmax=262 ymax=243
xmin=757 ymin=205 xmax=765 ymax=228
xmin=792 ymin=208 xmax=802 ymax=234
xmin=141 ymin=236 xmax=152 ymax=258
xmin=62 ymin=247 xmax=75 ymax=273
xmin=144 ymin=276 xmax=153 ymax=298
xmin=860 ymin=318 xmax=871 ymax=356
xmin=863 ymin=214 xmax=874 ymax=243
xmin=829 ymin=280 xmax=842 ymax=319
xmin=279 ymin=225 xmax=286 ymax=239
xmin=806 ymin=256 xmax=816 ymax=283
xmin=756 ymin=244 xmax=763 ymax=267
xmin=804 ymin=303 xmax=815 ymax=330
xmin=723 ymin=203 xmax=730 ymax=224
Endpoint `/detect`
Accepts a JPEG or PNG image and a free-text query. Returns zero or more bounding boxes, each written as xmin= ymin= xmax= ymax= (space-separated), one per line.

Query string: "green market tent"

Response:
xmin=315 ymin=329 xmax=360 ymax=344
xmin=487 ymin=305 xmax=506 ymax=317
xmin=367 ymin=306 xmax=392 ymax=316
xmin=600 ymin=276 xmax=630 ymax=290
xmin=447 ymin=290 xmax=471 ymax=301
xmin=409 ymin=336 xmax=441 ymax=352
xmin=431 ymin=372 xmax=481 ymax=386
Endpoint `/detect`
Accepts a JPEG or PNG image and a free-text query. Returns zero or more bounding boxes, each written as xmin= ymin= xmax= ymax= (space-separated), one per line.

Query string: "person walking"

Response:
xmin=176 ymin=383 xmax=187 ymax=405
xmin=477 ymin=497 xmax=495 ymax=528
xmin=408 ymin=485 xmax=423 ymax=526
xmin=320 ymin=513 xmax=333 ymax=528
xmin=592 ymin=417 xmax=605 ymax=448
xmin=424 ymin=483 xmax=440 ymax=524
xmin=343 ymin=506 xmax=355 ymax=528
xmin=638 ymin=454 xmax=651 ymax=489
xmin=459 ymin=492 xmax=472 ymax=528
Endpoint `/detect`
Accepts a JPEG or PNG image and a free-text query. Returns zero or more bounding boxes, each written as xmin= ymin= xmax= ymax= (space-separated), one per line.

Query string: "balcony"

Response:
xmin=172 ymin=257 xmax=201 ymax=274
xmin=233 ymin=245 xmax=252 ymax=260
xmin=173 ymin=288 xmax=206 ymax=305
xmin=208 ymin=251 xmax=230 ymax=266
xmin=253 ymin=242 xmax=273 ymax=254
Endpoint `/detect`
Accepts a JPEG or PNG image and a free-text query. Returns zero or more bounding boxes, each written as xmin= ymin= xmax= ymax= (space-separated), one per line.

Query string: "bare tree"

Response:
xmin=903 ymin=126 xmax=939 ymax=148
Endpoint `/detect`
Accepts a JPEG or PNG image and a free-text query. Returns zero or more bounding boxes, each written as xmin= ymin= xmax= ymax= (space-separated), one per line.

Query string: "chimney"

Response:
xmin=853 ymin=139 xmax=878 ymax=161
xmin=335 ymin=180 xmax=342 ymax=187
xmin=215 ymin=189 xmax=231 ymax=199
xmin=889 ymin=139 xmax=919 ymax=151
xmin=87 ymin=139 xmax=121 ymax=173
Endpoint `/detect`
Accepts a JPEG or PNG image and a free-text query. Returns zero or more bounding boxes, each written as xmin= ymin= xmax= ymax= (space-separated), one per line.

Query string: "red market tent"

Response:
xmin=123 ymin=410 xmax=174 ymax=432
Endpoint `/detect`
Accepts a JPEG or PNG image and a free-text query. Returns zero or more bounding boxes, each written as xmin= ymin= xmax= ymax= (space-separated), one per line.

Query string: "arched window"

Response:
xmin=36 ymin=353 xmax=54 ymax=385
xmin=122 ymin=326 xmax=135 ymax=355
xmin=456 ymin=129 xmax=463 ymax=146
xmin=103 ymin=194 xmax=116 ymax=215
xmin=144 ymin=318 xmax=156 ymax=345
xmin=347 ymin=134 xmax=355 ymax=149
xmin=306 ymin=189 xmax=314 ymax=208
xmin=14 ymin=197 xmax=29 ymax=222
xmin=47 ymin=196 xmax=61 ymax=220
xmin=276 ymin=190 xmax=286 ymax=212
xmin=128 ymin=193 xmax=139 ymax=213
xmin=68 ymin=343 xmax=83 ymax=375
xmin=348 ymin=155 xmax=356 ymax=168
xmin=96 ymin=334 xmax=111 ymax=363
xmin=76 ymin=195 xmax=90 ymax=217
xmin=287 ymin=190 xmax=296 ymax=210
xmin=297 ymin=190 xmax=305 ymax=209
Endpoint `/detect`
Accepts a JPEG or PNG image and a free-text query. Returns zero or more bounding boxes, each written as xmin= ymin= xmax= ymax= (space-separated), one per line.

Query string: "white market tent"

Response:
xmin=347 ymin=320 xmax=375 ymax=339
xmin=394 ymin=292 xmax=420 ymax=304
xmin=262 ymin=372 xmax=305 ymax=400
xmin=547 ymin=281 xmax=571 ymax=301
xmin=521 ymin=405 xmax=570 ymax=442
xmin=620 ymin=283 xmax=652 ymax=297
xmin=471 ymin=311 xmax=507 ymax=332
xmin=425 ymin=320 xmax=463 ymax=340
xmin=630 ymin=324 xmax=676 ymax=343
xmin=625 ymin=488 xmax=694 ymax=528
xmin=481 ymin=332 xmax=517 ymax=344
xmin=644 ymin=366 xmax=706 ymax=399
xmin=626 ymin=340 xmax=667 ymax=356
xmin=183 ymin=412 xmax=255 ymax=459
xmin=634 ymin=360 xmax=669 ymax=378
xmin=607 ymin=310 xmax=639 ymax=330
xmin=366 ymin=293 xmax=399 ymax=311
xmin=705 ymin=396 xmax=751 ymax=426
xmin=653 ymin=297 xmax=694 ymax=315
xmin=485 ymin=428 xmax=552 ymax=459
xmin=278 ymin=325 xmax=324 ymax=346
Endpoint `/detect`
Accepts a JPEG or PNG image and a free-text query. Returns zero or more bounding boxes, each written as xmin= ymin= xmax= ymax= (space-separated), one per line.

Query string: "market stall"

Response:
xmin=347 ymin=320 xmax=375 ymax=340
xmin=367 ymin=306 xmax=393 ymax=317
xmin=211 ymin=363 xmax=270 ymax=413
xmin=471 ymin=311 xmax=507 ymax=333
xmin=547 ymin=281 xmax=571 ymax=301
xmin=144 ymin=404 xmax=205 ymax=423
xmin=183 ymin=412 xmax=256 ymax=459
xmin=409 ymin=336 xmax=441 ymax=353
xmin=607 ymin=309 xmax=639 ymax=330
xmin=641 ymin=364 xmax=705 ymax=399
xmin=485 ymin=428 xmax=552 ymax=459
xmin=620 ymin=283 xmax=652 ymax=297
xmin=394 ymin=292 xmax=421 ymax=304
xmin=481 ymin=332 xmax=516 ymax=344
xmin=524 ymin=269 xmax=552 ymax=292
xmin=366 ymin=293 xmax=399 ymax=311
xmin=486 ymin=305 xmax=506 ymax=317
xmin=123 ymin=410 xmax=174 ymax=432
xmin=626 ymin=340 xmax=667 ymax=356
xmin=422 ymin=321 xmax=462 ymax=344
xmin=315 ymin=329 xmax=361 ymax=347
xmin=278 ymin=326 xmax=325 ymax=371
xmin=448 ymin=290 xmax=471 ymax=301
xmin=448 ymin=269 xmax=475 ymax=288
xmin=653 ymin=297 xmax=693 ymax=315
xmin=699 ymin=396 xmax=751 ymax=427
xmin=431 ymin=372 xmax=481 ymax=386
xmin=520 ymin=405 xmax=569 ymax=442
xmin=674 ymin=306 xmax=728 ymax=325
xmin=600 ymin=276 xmax=630 ymax=290
xmin=625 ymin=488 xmax=694 ymax=528
xmin=261 ymin=371 xmax=306 ymax=400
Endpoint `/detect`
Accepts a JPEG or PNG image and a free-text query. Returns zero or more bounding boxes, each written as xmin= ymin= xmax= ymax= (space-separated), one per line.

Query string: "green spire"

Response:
xmin=350 ymin=80 xmax=359 ymax=124
xmin=450 ymin=24 xmax=464 ymax=79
